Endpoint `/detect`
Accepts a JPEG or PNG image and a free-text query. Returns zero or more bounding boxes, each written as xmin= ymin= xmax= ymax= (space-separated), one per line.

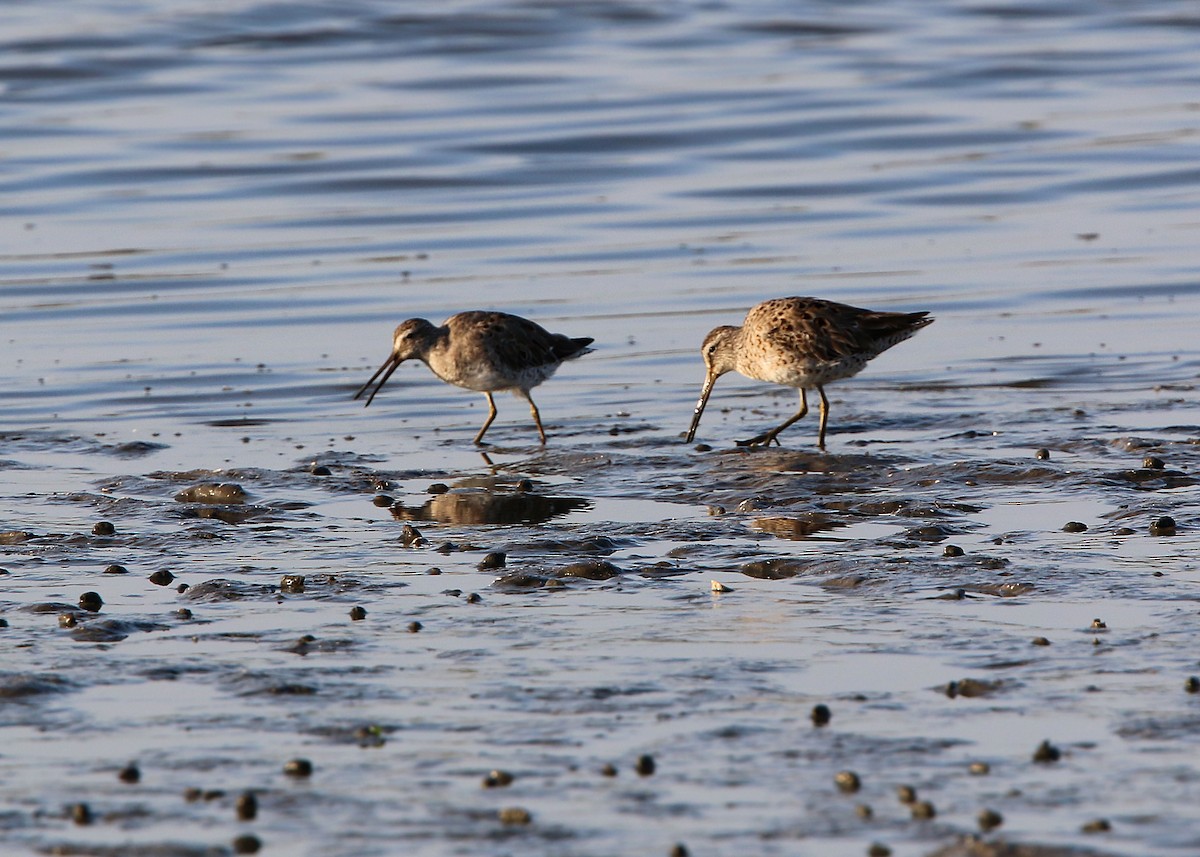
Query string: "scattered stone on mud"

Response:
xmin=236 ymin=791 xmax=258 ymax=821
xmin=280 ymin=574 xmax=305 ymax=593
xmin=911 ymin=800 xmax=936 ymax=819
xmin=834 ymin=771 xmax=861 ymax=793
xmin=670 ymin=844 xmax=690 ymax=857
xmin=557 ymin=559 xmax=621 ymax=579
xmin=927 ymin=836 xmax=1119 ymax=856
xmin=856 ymin=803 xmax=872 ymax=819
xmin=176 ymin=608 xmax=193 ymax=620
xmin=752 ymin=514 xmax=845 ymax=539
xmin=634 ymin=754 xmax=656 ymax=776
xmin=310 ymin=464 xmax=331 ymax=476
xmin=78 ymin=591 xmax=103 ymax=612
xmin=0 ymin=531 xmax=34 ymax=545
xmin=283 ymin=758 xmax=313 ymax=777
xmin=118 ymin=763 xmax=140 ymax=783
xmin=943 ymin=544 xmax=965 ymax=557
xmin=1035 ymin=448 xmax=1050 ymax=460
xmin=149 ymin=570 xmax=175 ymax=586
xmin=233 ymin=833 xmax=262 ymax=854
xmin=1032 ymin=637 xmax=1051 ymax=646
xmin=478 ymin=551 xmax=506 ymax=570
xmin=867 ymin=844 xmax=891 ymax=857
xmin=1081 ymin=819 xmax=1111 ymax=834
xmin=175 ymin=482 xmax=247 ymax=504
xmin=407 ymin=621 xmax=422 ymax=632
xmin=710 ymin=580 xmax=732 ymax=593
xmin=1090 ymin=618 xmax=1106 ymax=630
xmin=978 ymin=808 xmax=1004 ymax=831
xmin=103 ymin=564 xmax=128 ymax=574
xmin=69 ymin=802 xmax=93 ymax=825
xmin=498 ymin=806 xmax=532 ymax=825
xmin=896 ymin=785 xmax=917 ymax=804
xmin=739 ymin=558 xmax=806 ymax=579
xmin=427 ymin=482 xmax=449 ymax=494
xmin=181 ymin=579 xmax=276 ymax=601
xmin=1142 ymin=456 xmax=1164 ymax=469
xmin=1149 ymin=515 xmax=1176 ymax=535
xmin=349 ymin=605 xmax=367 ymax=621
xmin=811 ymin=704 xmax=831 ymax=726
xmin=600 ymin=763 xmax=617 ymax=777
xmin=1185 ymin=676 xmax=1199 ymax=694
xmin=466 ymin=592 xmax=482 ymax=603
xmin=944 ymin=678 xmax=1002 ymax=699
xmin=372 ymin=494 xmax=394 ymax=507
xmin=1062 ymin=521 xmax=1087 ymax=533
xmin=399 ymin=523 xmax=425 ymax=547
xmin=969 ymin=761 xmax=991 ymax=775
xmin=92 ymin=520 xmax=116 ymax=535
xmin=482 ymin=769 xmax=514 ymax=788
xmin=1032 ymin=739 xmax=1061 ymax=763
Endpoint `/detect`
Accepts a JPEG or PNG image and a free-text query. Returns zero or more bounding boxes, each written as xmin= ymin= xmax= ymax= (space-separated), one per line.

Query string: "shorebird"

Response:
xmin=685 ymin=297 xmax=933 ymax=449
xmin=354 ymin=311 xmax=593 ymax=445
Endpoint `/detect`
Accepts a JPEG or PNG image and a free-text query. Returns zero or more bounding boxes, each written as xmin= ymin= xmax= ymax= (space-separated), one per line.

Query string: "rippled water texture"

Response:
xmin=4 ymin=1 xmax=1200 ymax=855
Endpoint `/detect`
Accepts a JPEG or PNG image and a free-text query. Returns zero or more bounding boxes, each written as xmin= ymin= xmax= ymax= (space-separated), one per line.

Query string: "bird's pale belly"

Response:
xmin=740 ymin=354 xmax=868 ymax=389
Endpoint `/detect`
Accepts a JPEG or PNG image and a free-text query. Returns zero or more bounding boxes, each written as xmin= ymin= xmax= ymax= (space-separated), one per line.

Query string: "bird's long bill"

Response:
xmin=684 ymin=374 xmax=717 ymax=442
xmin=354 ymin=353 xmax=402 ymax=407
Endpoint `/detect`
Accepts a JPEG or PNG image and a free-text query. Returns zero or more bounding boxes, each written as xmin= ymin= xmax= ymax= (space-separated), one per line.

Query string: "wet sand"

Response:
xmin=4 ymin=1 xmax=1200 ymax=855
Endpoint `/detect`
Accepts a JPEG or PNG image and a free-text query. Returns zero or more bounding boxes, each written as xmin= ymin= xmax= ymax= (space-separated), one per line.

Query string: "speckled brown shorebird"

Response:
xmin=685 ymin=297 xmax=933 ymax=449
xmin=355 ymin=311 xmax=593 ymax=445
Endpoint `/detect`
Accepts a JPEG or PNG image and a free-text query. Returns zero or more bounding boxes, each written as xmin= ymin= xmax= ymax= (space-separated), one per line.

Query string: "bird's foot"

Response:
xmin=735 ymin=432 xmax=781 ymax=448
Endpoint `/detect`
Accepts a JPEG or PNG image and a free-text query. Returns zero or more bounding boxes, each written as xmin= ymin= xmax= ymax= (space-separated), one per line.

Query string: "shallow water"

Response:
xmin=4 ymin=1 xmax=1200 ymax=855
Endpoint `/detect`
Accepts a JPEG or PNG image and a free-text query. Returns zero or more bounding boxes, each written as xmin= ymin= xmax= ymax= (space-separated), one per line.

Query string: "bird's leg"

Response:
xmin=474 ymin=392 xmax=498 ymax=445
xmin=816 ymin=385 xmax=830 ymax=450
xmin=521 ymin=391 xmax=547 ymax=444
xmin=736 ymin=388 xmax=809 ymax=447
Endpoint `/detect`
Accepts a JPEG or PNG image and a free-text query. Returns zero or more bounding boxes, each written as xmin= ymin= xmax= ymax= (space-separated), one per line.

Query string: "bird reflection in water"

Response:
xmin=389 ymin=490 xmax=590 ymax=526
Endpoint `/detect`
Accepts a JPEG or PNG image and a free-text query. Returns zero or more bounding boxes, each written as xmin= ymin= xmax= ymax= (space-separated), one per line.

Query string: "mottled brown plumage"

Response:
xmin=355 ymin=311 xmax=593 ymax=444
xmin=685 ymin=297 xmax=932 ymax=448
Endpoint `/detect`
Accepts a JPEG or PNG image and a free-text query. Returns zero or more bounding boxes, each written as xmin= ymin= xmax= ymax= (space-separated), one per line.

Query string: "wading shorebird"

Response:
xmin=685 ymin=297 xmax=933 ymax=449
xmin=354 ymin=311 xmax=593 ymax=445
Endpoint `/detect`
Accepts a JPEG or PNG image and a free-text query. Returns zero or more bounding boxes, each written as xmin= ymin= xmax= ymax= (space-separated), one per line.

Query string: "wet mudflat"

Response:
xmin=4 ymin=1 xmax=1200 ymax=855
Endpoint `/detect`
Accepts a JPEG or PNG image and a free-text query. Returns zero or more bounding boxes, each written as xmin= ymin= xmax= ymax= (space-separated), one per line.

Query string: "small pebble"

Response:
xmin=478 ymin=552 xmax=506 ymax=570
xmin=427 ymin=482 xmax=449 ymax=494
xmin=78 ymin=592 xmax=103 ymax=612
xmin=1091 ymin=618 xmax=1107 ymax=630
xmin=855 ymin=804 xmax=873 ymax=819
xmin=58 ymin=613 xmax=77 ymax=628
xmin=176 ymin=583 xmax=188 ymax=593
xmin=235 ymin=791 xmax=258 ymax=821
xmin=349 ymin=606 xmax=367 ymax=621
xmin=232 ymin=834 xmax=262 ymax=854
xmin=895 ymin=785 xmax=917 ymax=804
xmin=810 ymin=703 xmax=831 ymax=726
xmin=1114 ymin=526 xmax=1135 ymax=536
xmin=911 ymin=800 xmax=936 ymax=820
xmin=867 ymin=844 xmax=892 ymax=857
xmin=600 ymin=763 xmax=618 ymax=777
xmin=1142 ymin=456 xmax=1165 ymax=469
xmin=372 ymin=494 xmax=394 ymax=507
xmin=634 ymin=754 xmax=656 ymax=776
xmin=1186 ymin=676 xmax=1200 ymax=694
xmin=1150 ymin=515 xmax=1177 ymax=536
xmin=1062 ymin=521 xmax=1087 ymax=533
xmin=968 ymin=761 xmax=991 ymax=775
xmin=483 ymin=770 xmax=514 ymax=788
xmin=149 ymin=570 xmax=175 ymax=586
xmin=1081 ymin=818 xmax=1111 ymax=834
xmin=407 ymin=621 xmax=422 ymax=633
xmin=669 ymin=845 xmax=690 ymax=857
xmin=118 ymin=763 xmax=140 ymax=784
xmin=280 ymin=575 xmax=305 ymax=593
xmin=834 ymin=771 xmax=861 ymax=793
xmin=515 ymin=478 xmax=534 ymax=492
xmin=710 ymin=580 xmax=732 ymax=593
xmin=1035 ymin=448 xmax=1050 ymax=460
xmin=1032 ymin=739 xmax=1061 ymax=763
xmin=283 ymin=758 xmax=313 ymax=777
xmin=310 ymin=464 xmax=331 ymax=476
xmin=466 ymin=592 xmax=482 ymax=603
xmin=1031 ymin=637 xmax=1051 ymax=647
xmin=978 ymin=808 xmax=1003 ymax=831
xmin=92 ymin=521 xmax=116 ymax=536
xmin=942 ymin=544 xmax=964 ymax=557
xmin=497 ymin=806 xmax=532 ymax=825
xmin=69 ymin=803 xmax=92 ymax=825
xmin=693 ymin=443 xmax=712 ymax=452
xmin=103 ymin=564 xmax=128 ymax=575
xmin=400 ymin=524 xmax=424 ymax=547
